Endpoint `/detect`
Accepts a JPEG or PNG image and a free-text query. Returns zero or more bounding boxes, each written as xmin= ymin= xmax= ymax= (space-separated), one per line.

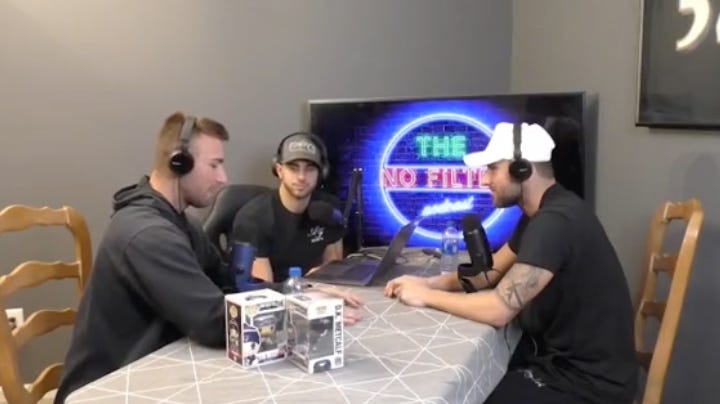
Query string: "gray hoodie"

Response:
xmin=55 ymin=176 xmax=234 ymax=403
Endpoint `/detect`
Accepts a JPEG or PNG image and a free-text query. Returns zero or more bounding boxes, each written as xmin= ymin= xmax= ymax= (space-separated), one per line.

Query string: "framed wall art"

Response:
xmin=637 ymin=0 xmax=720 ymax=129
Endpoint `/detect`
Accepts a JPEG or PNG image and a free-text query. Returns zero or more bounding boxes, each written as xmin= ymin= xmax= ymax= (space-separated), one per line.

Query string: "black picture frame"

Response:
xmin=636 ymin=0 xmax=720 ymax=129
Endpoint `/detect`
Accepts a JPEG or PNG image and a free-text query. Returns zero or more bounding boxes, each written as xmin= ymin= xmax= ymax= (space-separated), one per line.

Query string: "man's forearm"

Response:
xmin=428 ymin=273 xmax=464 ymax=292
xmin=423 ymin=289 xmax=514 ymax=328
xmin=428 ymin=269 xmax=501 ymax=292
xmin=323 ymin=240 xmax=343 ymax=263
xmin=251 ymin=258 xmax=274 ymax=283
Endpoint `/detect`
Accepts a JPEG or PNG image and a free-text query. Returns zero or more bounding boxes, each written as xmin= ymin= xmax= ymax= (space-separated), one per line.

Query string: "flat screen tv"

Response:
xmin=307 ymin=92 xmax=598 ymax=251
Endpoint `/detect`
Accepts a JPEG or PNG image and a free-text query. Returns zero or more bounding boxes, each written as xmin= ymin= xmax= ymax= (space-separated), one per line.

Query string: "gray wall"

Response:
xmin=0 ymin=1 xmax=512 ymax=382
xmin=511 ymin=1 xmax=720 ymax=402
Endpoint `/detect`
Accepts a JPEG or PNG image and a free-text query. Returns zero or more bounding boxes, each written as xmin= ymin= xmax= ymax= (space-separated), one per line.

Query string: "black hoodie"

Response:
xmin=55 ymin=176 xmax=235 ymax=403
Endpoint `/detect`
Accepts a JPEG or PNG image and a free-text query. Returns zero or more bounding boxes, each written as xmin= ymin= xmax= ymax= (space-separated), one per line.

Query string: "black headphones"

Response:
xmin=169 ymin=115 xmax=196 ymax=176
xmin=508 ymin=122 xmax=532 ymax=182
xmin=271 ymin=131 xmax=329 ymax=179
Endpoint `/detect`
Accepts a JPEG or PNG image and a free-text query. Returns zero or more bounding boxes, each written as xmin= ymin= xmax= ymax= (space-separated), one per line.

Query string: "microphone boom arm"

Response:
xmin=355 ymin=168 xmax=364 ymax=251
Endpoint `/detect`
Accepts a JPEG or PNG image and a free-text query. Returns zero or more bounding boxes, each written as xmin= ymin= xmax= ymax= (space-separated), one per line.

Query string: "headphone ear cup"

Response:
xmin=169 ymin=150 xmax=194 ymax=176
xmin=509 ymin=159 xmax=532 ymax=182
xmin=321 ymin=164 xmax=329 ymax=180
xmin=169 ymin=115 xmax=197 ymax=177
xmin=310 ymin=133 xmax=329 ymax=180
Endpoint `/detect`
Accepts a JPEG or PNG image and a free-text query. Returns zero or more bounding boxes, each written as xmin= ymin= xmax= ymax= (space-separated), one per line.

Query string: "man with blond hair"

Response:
xmin=56 ymin=112 xmax=232 ymax=402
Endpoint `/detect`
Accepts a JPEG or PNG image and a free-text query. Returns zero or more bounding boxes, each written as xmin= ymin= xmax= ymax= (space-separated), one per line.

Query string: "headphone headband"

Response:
xmin=512 ymin=122 xmax=522 ymax=161
xmin=508 ymin=122 xmax=532 ymax=182
xmin=179 ymin=116 xmax=196 ymax=149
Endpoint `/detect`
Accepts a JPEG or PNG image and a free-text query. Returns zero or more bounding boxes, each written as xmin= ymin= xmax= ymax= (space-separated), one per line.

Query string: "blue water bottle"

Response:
xmin=230 ymin=241 xmax=264 ymax=292
xmin=282 ymin=266 xmax=304 ymax=294
xmin=440 ymin=221 xmax=460 ymax=275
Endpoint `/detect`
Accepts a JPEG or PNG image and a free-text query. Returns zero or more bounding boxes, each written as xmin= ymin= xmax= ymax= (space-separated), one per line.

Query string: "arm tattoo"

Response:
xmin=495 ymin=263 xmax=544 ymax=311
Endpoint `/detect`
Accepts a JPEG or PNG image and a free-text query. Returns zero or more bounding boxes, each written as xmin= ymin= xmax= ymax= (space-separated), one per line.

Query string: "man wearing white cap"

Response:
xmin=385 ymin=122 xmax=637 ymax=403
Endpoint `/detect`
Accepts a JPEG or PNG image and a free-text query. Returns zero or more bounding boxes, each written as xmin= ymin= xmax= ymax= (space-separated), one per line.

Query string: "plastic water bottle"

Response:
xmin=283 ymin=266 xmax=304 ymax=294
xmin=440 ymin=221 xmax=460 ymax=275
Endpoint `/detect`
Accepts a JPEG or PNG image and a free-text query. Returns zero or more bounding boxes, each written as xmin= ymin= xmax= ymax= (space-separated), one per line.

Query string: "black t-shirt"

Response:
xmin=507 ymin=184 xmax=637 ymax=404
xmin=231 ymin=189 xmax=344 ymax=283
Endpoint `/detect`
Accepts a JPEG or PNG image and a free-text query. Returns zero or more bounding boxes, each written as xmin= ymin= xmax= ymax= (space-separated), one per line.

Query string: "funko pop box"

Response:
xmin=225 ymin=289 xmax=287 ymax=368
xmin=286 ymin=292 xmax=344 ymax=374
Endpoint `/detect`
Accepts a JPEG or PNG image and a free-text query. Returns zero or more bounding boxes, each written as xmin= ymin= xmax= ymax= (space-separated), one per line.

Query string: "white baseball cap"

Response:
xmin=463 ymin=122 xmax=556 ymax=167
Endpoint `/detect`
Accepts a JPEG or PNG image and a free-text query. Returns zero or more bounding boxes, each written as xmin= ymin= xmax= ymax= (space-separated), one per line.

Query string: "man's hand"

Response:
xmin=311 ymin=284 xmax=365 ymax=326
xmin=342 ymin=307 xmax=363 ymax=326
xmin=386 ymin=278 xmax=433 ymax=308
xmin=384 ymin=275 xmax=435 ymax=307
xmin=383 ymin=275 xmax=431 ymax=298
xmin=306 ymin=265 xmax=322 ymax=276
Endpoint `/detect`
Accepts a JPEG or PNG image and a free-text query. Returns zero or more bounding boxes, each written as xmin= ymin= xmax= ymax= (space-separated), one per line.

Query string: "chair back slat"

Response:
xmin=13 ymin=309 xmax=76 ymax=351
xmin=634 ymin=198 xmax=703 ymax=404
xmin=0 ymin=261 xmax=80 ymax=298
xmin=0 ymin=205 xmax=92 ymax=404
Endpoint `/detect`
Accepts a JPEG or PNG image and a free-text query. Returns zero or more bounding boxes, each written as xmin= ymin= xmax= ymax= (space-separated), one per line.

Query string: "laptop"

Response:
xmin=305 ymin=219 xmax=419 ymax=286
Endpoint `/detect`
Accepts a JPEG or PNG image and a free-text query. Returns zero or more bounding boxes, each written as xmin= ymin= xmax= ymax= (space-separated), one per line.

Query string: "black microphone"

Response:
xmin=462 ymin=214 xmax=493 ymax=271
xmin=308 ymin=200 xmax=345 ymax=228
xmin=458 ymin=214 xmax=494 ymax=293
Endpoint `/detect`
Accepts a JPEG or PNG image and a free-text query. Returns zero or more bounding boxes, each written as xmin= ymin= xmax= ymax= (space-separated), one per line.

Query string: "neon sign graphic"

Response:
xmin=420 ymin=196 xmax=475 ymax=217
xmin=378 ymin=112 xmax=518 ymax=241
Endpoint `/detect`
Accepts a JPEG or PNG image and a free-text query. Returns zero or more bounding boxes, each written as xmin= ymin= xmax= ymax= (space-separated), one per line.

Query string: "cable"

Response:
xmin=503 ymin=325 xmax=511 ymax=355
xmin=421 ymin=248 xmax=442 ymax=259
xmin=460 ymin=267 xmax=503 ymax=293
xmin=483 ymin=267 xmax=502 ymax=286
xmin=175 ymin=177 xmax=182 ymax=213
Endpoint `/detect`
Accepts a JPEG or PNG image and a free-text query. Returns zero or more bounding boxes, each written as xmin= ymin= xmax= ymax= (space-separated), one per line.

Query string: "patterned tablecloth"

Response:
xmin=67 ymin=250 xmax=520 ymax=404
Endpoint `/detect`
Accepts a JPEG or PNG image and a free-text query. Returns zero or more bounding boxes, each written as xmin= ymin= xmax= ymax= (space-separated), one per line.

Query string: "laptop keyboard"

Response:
xmin=339 ymin=261 xmax=377 ymax=276
xmin=311 ymin=259 xmax=379 ymax=283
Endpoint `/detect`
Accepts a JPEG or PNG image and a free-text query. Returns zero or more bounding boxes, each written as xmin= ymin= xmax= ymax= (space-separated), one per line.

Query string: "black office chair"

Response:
xmin=203 ymin=184 xmax=271 ymax=259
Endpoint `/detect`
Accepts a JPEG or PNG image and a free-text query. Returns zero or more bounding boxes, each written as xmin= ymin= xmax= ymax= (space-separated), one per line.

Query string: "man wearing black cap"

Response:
xmin=232 ymin=132 xmax=345 ymax=284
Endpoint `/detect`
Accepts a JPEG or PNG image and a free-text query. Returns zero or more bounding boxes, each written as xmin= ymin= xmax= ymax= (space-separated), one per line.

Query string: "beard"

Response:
xmin=492 ymin=183 xmax=522 ymax=208
xmin=281 ymin=181 xmax=313 ymax=200
xmin=180 ymin=178 xmax=222 ymax=209
xmin=183 ymin=187 xmax=215 ymax=209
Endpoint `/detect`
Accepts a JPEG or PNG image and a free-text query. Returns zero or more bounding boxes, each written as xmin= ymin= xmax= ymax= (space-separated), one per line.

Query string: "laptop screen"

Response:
xmin=376 ymin=220 xmax=418 ymax=269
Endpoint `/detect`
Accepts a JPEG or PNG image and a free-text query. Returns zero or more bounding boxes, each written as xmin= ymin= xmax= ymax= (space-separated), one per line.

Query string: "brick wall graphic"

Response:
xmin=314 ymin=100 xmax=525 ymax=249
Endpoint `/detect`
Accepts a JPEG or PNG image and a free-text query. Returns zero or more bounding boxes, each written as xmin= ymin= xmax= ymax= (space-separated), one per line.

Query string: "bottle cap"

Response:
xmin=289 ymin=266 xmax=302 ymax=278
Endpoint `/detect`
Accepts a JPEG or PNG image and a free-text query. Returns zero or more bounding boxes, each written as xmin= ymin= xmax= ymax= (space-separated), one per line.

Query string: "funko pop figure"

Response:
xmin=288 ymin=314 xmax=333 ymax=359
xmin=226 ymin=289 xmax=287 ymax=368
xmin=254 ymin=313 xmax=280 ymax=350
xmin=289 ymin=313 xmax=309 ymax=356
xmin=309 ymin=317 xmax=334 ymax=358
xmin=285 ymin=293 xmax=344 ymax=374
xmin=243 ymin=326 xmax=261 ymax=366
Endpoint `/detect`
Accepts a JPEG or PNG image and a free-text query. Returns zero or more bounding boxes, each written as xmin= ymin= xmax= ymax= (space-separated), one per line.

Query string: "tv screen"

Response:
xmin=308 ymin=92 xmax=597 ymax=251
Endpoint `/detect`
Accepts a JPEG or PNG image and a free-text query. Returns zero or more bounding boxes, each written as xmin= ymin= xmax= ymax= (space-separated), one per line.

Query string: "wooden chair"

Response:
xmin=0 ymin=205 xmax=92 ymax=404
xmin=635 ymin=198 xmax=703 ymax=404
